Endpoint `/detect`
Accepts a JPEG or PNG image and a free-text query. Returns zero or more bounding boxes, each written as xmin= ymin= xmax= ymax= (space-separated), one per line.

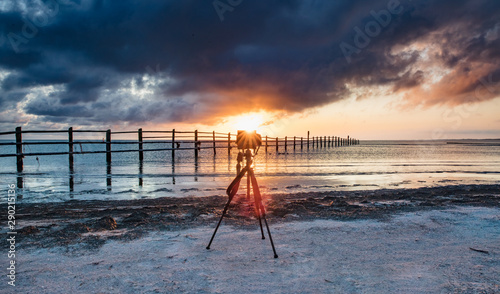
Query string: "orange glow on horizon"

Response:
xmin=231 ymin=113 xmax=265 ymax=132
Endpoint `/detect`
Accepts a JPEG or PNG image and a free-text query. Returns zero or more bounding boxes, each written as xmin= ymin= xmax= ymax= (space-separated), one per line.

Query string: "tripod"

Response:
xmin=206 ymin=149 xmax=278 ymax=258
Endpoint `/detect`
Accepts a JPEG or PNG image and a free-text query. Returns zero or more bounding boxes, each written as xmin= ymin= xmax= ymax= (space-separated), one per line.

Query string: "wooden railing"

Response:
xmin=0 ymin=127 xmax=360 ymax=174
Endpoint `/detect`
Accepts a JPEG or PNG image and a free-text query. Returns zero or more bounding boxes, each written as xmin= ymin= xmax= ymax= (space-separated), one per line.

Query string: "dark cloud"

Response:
xmin=0 ymin=90 xmax=26 ymax=108
xmin=0 ymin=0 xmax=499 ymax=128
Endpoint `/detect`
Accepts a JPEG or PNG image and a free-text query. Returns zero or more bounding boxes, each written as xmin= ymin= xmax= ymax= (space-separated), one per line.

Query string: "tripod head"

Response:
xmin=235 ymin=130 xmax=262 ymax=171
xmin=236 ymin=130 xmax=262 ymax=151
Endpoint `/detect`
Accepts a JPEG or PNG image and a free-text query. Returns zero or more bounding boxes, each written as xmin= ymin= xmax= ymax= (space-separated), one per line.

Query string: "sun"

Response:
xmin=233 ymin=113 xmax=264 ymax=132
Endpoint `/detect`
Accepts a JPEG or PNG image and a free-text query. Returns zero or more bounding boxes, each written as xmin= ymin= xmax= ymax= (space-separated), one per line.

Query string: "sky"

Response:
xmin=0 ymin=0 xmax=499 ymax=140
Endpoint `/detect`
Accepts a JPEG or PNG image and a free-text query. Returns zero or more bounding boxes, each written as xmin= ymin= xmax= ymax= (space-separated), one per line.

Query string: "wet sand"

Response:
xmin=6 ymin=184 xmax=499 ymax=251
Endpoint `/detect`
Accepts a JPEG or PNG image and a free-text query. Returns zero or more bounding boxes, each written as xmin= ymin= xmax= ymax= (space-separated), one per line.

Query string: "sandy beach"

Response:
xmin=1 ymin=0 xmax=499 ymax=292
xmin=2 ymin=184 xmax=499 ymax=293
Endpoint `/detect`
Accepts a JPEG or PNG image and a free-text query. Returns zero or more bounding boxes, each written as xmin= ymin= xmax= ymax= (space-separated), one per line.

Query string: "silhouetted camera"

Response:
xmin=236 ymin=130 xmax=262 ymax=150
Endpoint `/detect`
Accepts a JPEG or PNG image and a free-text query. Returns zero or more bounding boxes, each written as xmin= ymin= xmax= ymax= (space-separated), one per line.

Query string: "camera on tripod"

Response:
xmin=236 ymin=130 xmax=262 ymax=150
xmin=207 ymin=128 xmax=278 ymax=258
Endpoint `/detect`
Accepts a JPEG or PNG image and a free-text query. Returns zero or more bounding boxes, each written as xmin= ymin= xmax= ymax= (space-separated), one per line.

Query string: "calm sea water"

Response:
xmin=1 ymin=140 xmax=499 ymax=203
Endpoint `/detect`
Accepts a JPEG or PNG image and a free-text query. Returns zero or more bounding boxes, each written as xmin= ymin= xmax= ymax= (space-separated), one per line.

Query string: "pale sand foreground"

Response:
xmin=11 ymin=206 xmax=500 ymax=293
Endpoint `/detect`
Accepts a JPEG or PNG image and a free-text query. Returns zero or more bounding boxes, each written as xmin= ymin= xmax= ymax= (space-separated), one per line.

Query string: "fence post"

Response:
xmin=284 ymin=136 xmax=287 ymax=152
xmin=228 ymin=132 xmax=231 ymax=155
xmin=68 ymin=127 xmax=74 ymax=192
xmin=276 ymin=137 xmax=278 ymax=153
xmin=213 ymin=131 xmax=216 ymax=155
xmin=301 ymin=137 xmax=303 ymax=150
xmin=68 ymin=127 xmax=74 ymax=167
xmin=307 ymin=131 xmax=310 ymax=150
xmin=172 ymin=129 xmax=175 ymax=160
xmin=265 ymin=135 xmax=268 ymax=152
xmin=106 ymin=129 xmax=111 ymax=164
xmin=293 ymin=136 xmax=296 ymax=150
xmin=16 ymin=127 xmax=23 ymax=173
xmin=138 ymin=128 xmax=143 ymax=161
xmin=194 ymin=130 xmax=199 ymax=160
xmin=348 ymin=135 xmax=350 ymax=146
xmin=106 ymin=162 xmax=112 ymax=188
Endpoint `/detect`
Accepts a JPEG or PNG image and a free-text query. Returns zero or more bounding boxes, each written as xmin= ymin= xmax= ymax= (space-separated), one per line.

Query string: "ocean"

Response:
xmin=1 ymin=140 xmax=499 ymax=203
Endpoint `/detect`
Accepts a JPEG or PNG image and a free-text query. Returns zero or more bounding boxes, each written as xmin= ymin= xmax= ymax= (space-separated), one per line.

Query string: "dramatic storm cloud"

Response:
xmin=0 ymin=0 xmax=499 ymax=129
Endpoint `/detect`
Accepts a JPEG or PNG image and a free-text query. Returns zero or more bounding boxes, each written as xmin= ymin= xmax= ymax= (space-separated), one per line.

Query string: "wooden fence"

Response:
xmin=0 ymin=127 xmax=359 ymax=176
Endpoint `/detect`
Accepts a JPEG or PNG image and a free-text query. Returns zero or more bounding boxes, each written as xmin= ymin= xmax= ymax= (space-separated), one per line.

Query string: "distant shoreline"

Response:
xmin=6 ymin=184 xmax=499 ymax=252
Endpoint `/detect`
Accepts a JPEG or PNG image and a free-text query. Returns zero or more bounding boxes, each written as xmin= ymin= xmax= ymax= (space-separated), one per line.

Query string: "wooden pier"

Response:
xmin=0 ymin=127 xmax=359 ymax=189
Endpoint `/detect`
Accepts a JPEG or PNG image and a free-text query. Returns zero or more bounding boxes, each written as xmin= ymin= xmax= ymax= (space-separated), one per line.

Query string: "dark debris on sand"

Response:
xmin=4 ymin=184 xmax=499 ymax=251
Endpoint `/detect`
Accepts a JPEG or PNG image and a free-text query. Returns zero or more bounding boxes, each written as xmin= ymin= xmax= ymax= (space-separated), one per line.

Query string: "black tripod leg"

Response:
xmin=256 ymin=208 xmax=266 ymax=240
xmin=251 ymin=180 xmax=265 ymax=240
xmin=248 ymin=168 xmax=265 ymax=239
xmin=248 ymin=168 xmax=266 ymax=241
xmin=206 ymin=198 xmax=232 ymax=250
xmin=263 ymin=216 xmax=278 ymax=258
xmin=207 ymin=167 xmax=247 ymax=250
xmin=246 ymin=173 xmax=251 ymax=200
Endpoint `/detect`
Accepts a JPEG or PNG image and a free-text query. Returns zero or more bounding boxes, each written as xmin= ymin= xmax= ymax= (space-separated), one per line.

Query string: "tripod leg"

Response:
xmin=206 ymin=198 xmax=232 ymax=250
xmin=263 ymin=216 xmax=278 ymax=258
xmin=246 ymin=172 xmax=251 ymax=200
xmin=207 ymin=167 xmax=247 ymax=250
xmin=256 ymin=207 xmax=266 ymax=240
xmin=250 ymin=174 xmax=265 ymax=240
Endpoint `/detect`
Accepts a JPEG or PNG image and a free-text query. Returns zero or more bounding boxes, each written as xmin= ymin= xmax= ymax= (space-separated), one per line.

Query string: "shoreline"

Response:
xmin=5 ymin=184 xmax=499 ymax=252
xmin=12 ymin=206 xmax=500 ymax=293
